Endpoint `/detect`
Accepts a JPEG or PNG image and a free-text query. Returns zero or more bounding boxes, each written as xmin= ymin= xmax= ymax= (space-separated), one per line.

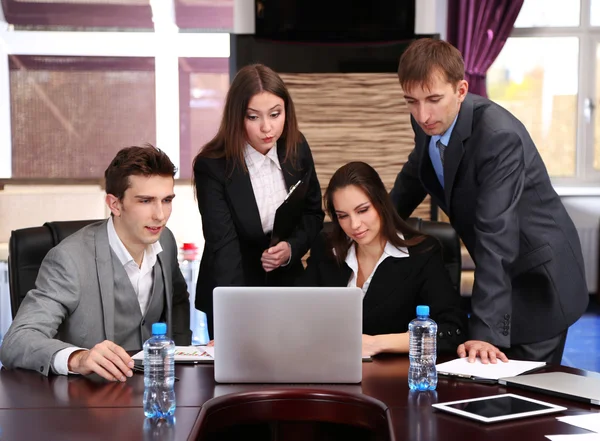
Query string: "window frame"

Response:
xmin=498 ymin=0 xmax=600 ymax=187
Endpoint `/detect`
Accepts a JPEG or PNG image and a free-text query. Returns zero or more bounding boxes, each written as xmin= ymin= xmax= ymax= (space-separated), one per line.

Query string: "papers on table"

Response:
xmin=556 ymin=414 xmax=600 ymax=433
xmin=132 ymin=345 xmax=214 ymax=364
xmin=546 ymin=413 xmax=600 ymax=440
xmin=435 ymin=357 xmax=546 ymax=382
xmin=546 ymin=435 xmax=600 ymax=441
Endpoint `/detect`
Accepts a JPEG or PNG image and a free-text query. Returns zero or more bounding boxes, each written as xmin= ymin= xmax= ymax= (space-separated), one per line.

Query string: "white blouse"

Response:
xmin=244 ymin=143 xmax=288 ymax=234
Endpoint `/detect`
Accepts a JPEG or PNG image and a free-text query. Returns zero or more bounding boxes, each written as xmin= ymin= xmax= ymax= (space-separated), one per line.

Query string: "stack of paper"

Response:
xmin=435 ymin=357 xmax=546 ymax=381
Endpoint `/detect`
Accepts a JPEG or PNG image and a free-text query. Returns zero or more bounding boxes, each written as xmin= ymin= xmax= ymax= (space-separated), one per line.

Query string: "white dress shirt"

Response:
xmin=52 ymin=217 xmax=163 ymax=375
xmin=244 ymin=143 xmax=289 ymax=234
xmin=345 ymin=234 xmax=410 ymax=297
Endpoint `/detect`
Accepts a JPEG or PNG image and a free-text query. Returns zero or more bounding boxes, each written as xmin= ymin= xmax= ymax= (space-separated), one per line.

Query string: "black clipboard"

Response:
xmin=270 ymin=167 xmax=312 ymax=247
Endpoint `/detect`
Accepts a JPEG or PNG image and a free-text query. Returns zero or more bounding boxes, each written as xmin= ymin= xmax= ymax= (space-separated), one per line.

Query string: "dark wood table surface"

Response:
xmin=0 ymin=355 xmax=598 ymax=440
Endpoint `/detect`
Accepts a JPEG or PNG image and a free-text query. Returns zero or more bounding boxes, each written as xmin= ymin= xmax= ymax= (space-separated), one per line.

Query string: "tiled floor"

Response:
xmin=561 ymin=296 xmax=600 ymax=372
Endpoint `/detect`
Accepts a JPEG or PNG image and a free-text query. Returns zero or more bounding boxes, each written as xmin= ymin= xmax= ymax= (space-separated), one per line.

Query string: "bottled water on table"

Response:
xmin=408 ymin=305 xmax=438 ymax=391
xmin=143 ymin=322 xmax=176 ymax=418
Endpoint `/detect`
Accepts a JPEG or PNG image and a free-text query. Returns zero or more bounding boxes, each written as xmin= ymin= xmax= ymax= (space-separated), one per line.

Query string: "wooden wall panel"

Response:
xmin=281 ymin=72 xmax=431 ymax=220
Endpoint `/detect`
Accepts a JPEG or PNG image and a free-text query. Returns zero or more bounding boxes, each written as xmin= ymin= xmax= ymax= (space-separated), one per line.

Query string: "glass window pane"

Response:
xmin=175 ymin=0 xmax=233 ymax=30
xmin=514 ymin=0 xmax=580 ymax=27
xmin=14 ymin=0 xmax=147 ymax=4
xmin=10 ymin=56 xmax=156 ymax=179
xmin=487 ymin=37 xmax=579 ymax=177
xmin=592 ymin=0 xmax=600 ymax=26
xmin=594 ymin=43 xmax=600 ymax=170
xmin=179 ymin=58 xmax=229 ymax=179
xmin=4 ymin=0 xmax=153 ymax=28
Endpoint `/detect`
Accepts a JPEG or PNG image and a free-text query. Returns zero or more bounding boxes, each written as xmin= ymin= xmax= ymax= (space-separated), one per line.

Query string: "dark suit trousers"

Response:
xmin=503 ymin=330 xmax=568 ymax=364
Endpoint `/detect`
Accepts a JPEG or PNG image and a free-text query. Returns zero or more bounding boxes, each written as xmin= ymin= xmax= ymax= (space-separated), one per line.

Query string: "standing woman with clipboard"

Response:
xmin=192 ymin=64 xmax=324 ymax=338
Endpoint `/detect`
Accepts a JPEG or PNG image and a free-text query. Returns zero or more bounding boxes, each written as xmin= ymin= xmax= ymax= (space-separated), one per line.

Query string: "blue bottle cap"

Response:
xmin=152 ymin=322 xmax=167 ymax=335
xmin=416 ymin=305 xmax=430 ymax=316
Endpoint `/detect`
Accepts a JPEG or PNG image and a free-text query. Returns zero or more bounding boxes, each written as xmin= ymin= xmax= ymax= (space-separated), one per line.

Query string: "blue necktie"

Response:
xmin=429 ymin=139 xmax=445 ymax=188
xmin=437 ymin=139 xmax=446 ymax=166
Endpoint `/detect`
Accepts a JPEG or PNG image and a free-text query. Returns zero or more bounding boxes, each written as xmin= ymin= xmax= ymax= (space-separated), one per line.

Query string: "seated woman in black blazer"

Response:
xmin=301 ymin=161 xmax=467 ymax=356
xmin=193 ymin=64 xmax=324 ymax=337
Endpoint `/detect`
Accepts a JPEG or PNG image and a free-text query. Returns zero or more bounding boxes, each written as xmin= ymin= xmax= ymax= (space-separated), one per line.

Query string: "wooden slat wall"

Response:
xmin=281 ymin=72 xmax=431 ymax=220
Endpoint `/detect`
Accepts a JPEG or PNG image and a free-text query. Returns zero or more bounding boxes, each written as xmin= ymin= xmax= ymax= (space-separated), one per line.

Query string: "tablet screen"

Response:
xmin=432 ymin=393 xmax=566 ymax=423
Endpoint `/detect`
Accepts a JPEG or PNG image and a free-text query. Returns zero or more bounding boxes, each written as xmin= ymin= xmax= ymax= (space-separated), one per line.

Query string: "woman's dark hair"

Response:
xmin=192 ymin=63 xmax=302 ymax=176
xmin=324 ymin=161 xmax=426 ymax=264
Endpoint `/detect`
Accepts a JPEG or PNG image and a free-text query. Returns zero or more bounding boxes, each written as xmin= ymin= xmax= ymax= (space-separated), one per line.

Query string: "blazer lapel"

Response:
xmin=443 ymin=94 xmax=472 ymax=207
xmin=334 ymin=262 xmax=353 ymax=287
xmin=226 ymin=162 xmax=264 ymax=239
xmin=362 ymin=259 xmax=400 ymax=315
xmin=94 ymin=222 xmax=115 ymax=342
xmin=277 ymin=139 xmax=303 ymax=190
xmin=157 ymin=254 xmax=172 ymax=318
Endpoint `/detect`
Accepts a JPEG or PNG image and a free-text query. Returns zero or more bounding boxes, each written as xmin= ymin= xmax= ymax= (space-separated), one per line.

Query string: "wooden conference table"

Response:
xmin=0 ymin=355 xmax=597 ymax=441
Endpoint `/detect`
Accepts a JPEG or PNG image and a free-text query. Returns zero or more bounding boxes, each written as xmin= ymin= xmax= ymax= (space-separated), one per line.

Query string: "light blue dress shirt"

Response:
xmin=428 ymin=114 xmax=458 ymax=188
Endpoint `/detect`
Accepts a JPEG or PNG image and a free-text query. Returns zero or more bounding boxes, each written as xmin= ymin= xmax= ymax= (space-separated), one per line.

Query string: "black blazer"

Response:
xmin=300 ymin=235 xmax=467 ymax=354
xmin=194 ymin=135 xmax=324 ymax=337
xmin=391 ymin=93 xmax=589 ymax=347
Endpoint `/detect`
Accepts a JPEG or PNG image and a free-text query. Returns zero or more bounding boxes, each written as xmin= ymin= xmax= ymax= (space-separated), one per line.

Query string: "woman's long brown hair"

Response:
xmin=324 ymin=161 xmax=426 ymax=265
xmin=192 ymin=63 xmax=302 ymax=177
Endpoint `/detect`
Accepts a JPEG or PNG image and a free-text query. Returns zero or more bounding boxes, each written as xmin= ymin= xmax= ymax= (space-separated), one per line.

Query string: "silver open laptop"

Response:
xmin=498 ymin=372 xmax=600 ymax=405
xmin=213 ymin=286 xmax=363 ymax=384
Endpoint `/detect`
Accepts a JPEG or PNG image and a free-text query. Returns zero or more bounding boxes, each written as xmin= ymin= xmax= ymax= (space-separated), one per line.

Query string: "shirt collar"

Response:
xmin=244 ymin=143 xmax=281 ymax=171
xmin=107 ymin=216 xmax=163 ymax=268
xmin=344 ymin=233 xmax=410 ymax=271
xmin=432 ymin=114 xmax=459 ymax=147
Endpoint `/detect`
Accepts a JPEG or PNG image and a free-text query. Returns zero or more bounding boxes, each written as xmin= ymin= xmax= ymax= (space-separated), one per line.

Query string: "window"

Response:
xmin=0 ymin=1 xmax=230 ymax=180
xmin=179 ymin=57 xmax=229 ymax=179
xmin=9 ymin=56 xmax=156 ymax=178
xmin=487 ymin=0 xmax=600 ymax=184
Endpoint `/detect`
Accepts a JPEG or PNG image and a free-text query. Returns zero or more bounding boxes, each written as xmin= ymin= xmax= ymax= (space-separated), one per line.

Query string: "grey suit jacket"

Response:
xmin=0 ymin=220 xmax=192 ymax=375
xmin=391 ymin=93 xmax=589 ymax=348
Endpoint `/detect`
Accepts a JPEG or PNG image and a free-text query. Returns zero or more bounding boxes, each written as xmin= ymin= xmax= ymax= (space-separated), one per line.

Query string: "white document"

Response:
xmin=556 ymin=414 xmax=600 ymax=433
xmin=435 ymin=357 xmax=546 ymax=381
xmin=546 ymin=435 xmax=600 ymax=441
xmin=132 ymin=345 xmax=214 ymax=363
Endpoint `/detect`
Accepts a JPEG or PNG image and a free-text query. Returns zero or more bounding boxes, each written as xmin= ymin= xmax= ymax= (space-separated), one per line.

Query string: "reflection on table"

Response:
xmin=0 ymin=354 xmax=597 ymax=440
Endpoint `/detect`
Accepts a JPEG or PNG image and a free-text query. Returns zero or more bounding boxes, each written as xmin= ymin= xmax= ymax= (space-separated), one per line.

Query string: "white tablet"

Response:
xmin=432 ymin=393 xmax=567 ymax=423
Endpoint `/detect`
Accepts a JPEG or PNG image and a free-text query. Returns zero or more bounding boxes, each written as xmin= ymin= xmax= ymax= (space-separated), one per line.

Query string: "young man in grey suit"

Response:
xmin=390 ymin=38 xmax=588 ymax=364
xmin=0 ymin=145 xmax=192 ymax=381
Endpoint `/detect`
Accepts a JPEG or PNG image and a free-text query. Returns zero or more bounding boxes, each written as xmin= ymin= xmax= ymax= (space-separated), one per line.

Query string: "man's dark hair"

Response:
xmin=104 ymin=144 xmax=176 ymax=200
xmin=398 ymin=38 xmax=465 ymax=92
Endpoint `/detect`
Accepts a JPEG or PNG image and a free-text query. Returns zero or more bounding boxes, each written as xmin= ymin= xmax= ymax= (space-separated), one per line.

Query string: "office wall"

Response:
xmin=282 ymin=72 xmax=431 ymax=220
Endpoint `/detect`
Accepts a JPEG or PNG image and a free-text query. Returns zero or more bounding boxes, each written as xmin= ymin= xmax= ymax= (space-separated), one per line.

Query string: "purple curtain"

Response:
xmin=447 ymin=0 xmax=524 ymax=97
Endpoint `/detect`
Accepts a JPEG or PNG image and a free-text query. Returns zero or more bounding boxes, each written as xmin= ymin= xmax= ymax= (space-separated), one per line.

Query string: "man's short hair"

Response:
xmin=398 ymin=38 xmax=465 ymax=92
xmin=104 ymin=144 xmax=177 ymax=200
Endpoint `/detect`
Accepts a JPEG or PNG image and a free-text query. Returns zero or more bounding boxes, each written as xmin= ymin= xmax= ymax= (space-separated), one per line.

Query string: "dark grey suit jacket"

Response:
xmin=391 ymin=93 xmax=589 ymax=348
xmin=0 ymin=220 xmax=192 ymax=375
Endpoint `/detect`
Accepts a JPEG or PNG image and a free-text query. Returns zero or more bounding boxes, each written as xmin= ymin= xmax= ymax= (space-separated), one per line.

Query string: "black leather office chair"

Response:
xmin=405 ymin=217 xmax=461 ymax=293
xmin=8 ymin=219 xmax=103 ymax=318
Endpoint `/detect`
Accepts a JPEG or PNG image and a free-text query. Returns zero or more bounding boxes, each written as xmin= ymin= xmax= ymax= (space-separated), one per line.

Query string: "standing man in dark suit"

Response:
xmin=390 ymin=38 xmax=588 ymax=363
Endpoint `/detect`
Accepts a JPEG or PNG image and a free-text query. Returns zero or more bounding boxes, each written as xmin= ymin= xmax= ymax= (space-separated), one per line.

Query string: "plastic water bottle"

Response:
xmin=143 ymin=414 xmax=176 ymax=441
xmin=143 ymin=322 xmax=176 ymax=418
xmin=408 ymin=305 xmax=438 ymax=391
